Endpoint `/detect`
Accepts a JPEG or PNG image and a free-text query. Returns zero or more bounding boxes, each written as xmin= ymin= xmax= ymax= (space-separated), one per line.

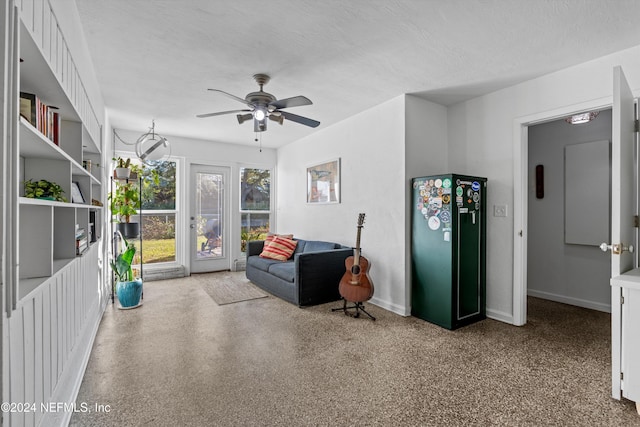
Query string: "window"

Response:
xmin=240 ymin=168 xmax=271 ymax=252
xmin=132 ymin=160 xmax=177 ymax=265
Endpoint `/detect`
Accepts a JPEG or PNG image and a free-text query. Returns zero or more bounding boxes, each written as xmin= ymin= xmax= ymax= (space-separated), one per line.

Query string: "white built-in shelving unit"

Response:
xmin=4 ymin=2 xmax=107 ymax=426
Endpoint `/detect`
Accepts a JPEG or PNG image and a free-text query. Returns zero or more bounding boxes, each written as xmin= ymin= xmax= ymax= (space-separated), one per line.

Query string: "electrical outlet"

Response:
xmin=494 ymin=205 xmax=508 ymax=217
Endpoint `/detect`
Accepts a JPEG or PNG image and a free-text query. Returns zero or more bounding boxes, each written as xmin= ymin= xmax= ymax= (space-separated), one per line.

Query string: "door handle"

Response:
xmin=600 ymin=243 xmax=634 ymax=254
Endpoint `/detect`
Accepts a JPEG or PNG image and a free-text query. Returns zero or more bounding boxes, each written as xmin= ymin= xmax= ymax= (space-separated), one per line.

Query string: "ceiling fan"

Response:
xmin=197 ymin=74 xmax=320 ymax=132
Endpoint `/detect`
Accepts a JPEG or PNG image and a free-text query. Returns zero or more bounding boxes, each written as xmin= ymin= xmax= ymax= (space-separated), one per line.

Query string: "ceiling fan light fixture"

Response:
xmin=237 ymin=113 xmax=252 ymax=124
xmin=254 ymin=118 xmax=267 ymax=133
xmin=565 ymin=111 xmax=599 ymax=125
xmin=254 ymin=107 xmax=267 ymax=121
xmin=269 ymin=114 xmax=284 ymax=125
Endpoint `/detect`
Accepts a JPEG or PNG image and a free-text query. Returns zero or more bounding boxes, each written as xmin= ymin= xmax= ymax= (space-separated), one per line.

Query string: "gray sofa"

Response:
xmin=246 ymin=239 xmax=352 ymax=306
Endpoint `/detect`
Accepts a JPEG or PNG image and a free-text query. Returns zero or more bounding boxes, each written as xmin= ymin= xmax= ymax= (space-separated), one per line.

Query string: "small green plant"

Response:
xmin=109 ymin=180 xmax=140 ymax=223
xmin=113 ymin=157 xmax=131 ymax=169
xmin=110 ymin=234 xmax=136 ymax=282
xmin=23 ymin=179 xmax=67 ymax=202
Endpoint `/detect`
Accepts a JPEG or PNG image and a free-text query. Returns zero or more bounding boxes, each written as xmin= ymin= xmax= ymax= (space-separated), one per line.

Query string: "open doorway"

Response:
xmin=527 ymin=109 xmax=612 ymax=313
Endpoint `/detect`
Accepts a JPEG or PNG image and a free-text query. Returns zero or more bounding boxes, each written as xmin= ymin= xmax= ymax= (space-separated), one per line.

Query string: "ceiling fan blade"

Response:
xmin=269 ymin=96 xmax=312 ymax=110
xmin=279 ymin=111 xmax=320 ymax=128
xmin=207 ymin=89 xmax=252 ymax=107
xmin=196 ymin=109 xmax=251 ymax=118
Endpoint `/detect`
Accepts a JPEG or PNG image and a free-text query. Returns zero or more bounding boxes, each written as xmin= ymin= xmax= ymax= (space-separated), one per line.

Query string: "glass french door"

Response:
xmin=190 ymin=164 xmax=230 ymax=273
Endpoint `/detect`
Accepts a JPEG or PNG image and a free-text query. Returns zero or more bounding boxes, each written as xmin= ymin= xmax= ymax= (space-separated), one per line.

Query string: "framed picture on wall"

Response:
xmin=307 ymin=158 xmax=340 ymax=204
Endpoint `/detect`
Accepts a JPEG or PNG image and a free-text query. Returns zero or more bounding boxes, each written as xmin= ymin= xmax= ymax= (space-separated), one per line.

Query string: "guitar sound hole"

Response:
xmin=351 ymin=265 xmax=361 ymax=275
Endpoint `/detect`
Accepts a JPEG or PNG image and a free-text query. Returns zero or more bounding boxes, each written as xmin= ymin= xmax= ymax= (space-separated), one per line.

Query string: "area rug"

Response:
xmin=199 ymin=271 xmax=268 ymax=305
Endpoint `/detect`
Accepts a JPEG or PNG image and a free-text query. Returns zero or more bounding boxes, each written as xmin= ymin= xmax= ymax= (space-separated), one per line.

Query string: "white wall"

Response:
xmin=276 ymin=95 xmax=449 ymax=315
xmin=277 ymin=96 xmax=407 ymax=313
xmin=528 ymin=110 xmax=612 ymax=312
xmin=448 ymin=44 xmax=640 ymax=323
xmin=404 ymin=95 xmax=449 ymax=311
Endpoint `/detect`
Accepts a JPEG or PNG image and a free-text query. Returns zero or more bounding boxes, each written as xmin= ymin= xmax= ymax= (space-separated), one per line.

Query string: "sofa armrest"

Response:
xmin=295 ymin=248 xmax=353 ymax=306
xmin=247 ymin=240 xmax=265 ymax=257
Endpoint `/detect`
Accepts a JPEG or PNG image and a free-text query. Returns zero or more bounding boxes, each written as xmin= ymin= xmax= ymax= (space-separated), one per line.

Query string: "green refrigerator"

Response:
xmin=411 ymin=174 xmax=487 ymax=330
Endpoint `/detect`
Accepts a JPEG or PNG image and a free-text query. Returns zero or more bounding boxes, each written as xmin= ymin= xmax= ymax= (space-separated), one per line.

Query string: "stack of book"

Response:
xmin=19 ymin=91 xmax=61 ymax=145
xmin=76 ymin=227 xmax=88 ymax=255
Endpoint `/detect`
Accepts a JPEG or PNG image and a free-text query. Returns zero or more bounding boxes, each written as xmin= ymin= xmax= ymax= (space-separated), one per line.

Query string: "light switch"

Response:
xmin=494 ymin=205 xmax=508 ymax=217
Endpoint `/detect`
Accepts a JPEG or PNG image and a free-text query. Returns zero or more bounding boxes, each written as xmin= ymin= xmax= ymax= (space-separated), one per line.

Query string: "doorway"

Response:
xmin=189 ymin=164 xmax=230 ymax=273
xmin=527 ymin=109 xmax=612 ymax=312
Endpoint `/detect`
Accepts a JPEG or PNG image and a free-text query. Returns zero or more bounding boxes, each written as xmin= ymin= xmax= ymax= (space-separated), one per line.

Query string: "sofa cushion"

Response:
xmin=268 ymin=262 xmax=296 ymax=283
xmin=303 ymin=240 xmax=338 ymax=253
xmin=260 ymin=236 xmax=298 ymax=261
xmin=247 ymin=255 xmax=281 ymax=272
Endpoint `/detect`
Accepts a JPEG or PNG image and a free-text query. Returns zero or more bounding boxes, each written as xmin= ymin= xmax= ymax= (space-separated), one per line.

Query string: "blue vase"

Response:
xmin=116 ymin=279 xmax=143 ymax=308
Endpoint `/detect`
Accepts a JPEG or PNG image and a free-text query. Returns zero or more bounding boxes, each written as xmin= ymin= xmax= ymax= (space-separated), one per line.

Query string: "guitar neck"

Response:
xmin=354 ymin=226 xmax=362 ymax=264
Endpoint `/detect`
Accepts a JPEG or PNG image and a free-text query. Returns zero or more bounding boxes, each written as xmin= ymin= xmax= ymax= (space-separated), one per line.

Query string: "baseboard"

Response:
xmin=231 ymin=259 xmax=246 ymax=272
xmin=486 ymin=307 xmax=514 ymax=324
xmin=144 ymin=265 xmax=186 ymax=282
xmin=527 ymin=289 xmax=611 ymax=313
xmin=369 ymin=297 xmax=410 ymax=316
xmin=40 ymin=296 xmax=106 ymax=427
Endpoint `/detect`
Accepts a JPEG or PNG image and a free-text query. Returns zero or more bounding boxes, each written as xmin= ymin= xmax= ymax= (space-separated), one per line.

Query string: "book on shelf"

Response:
xmin=20 ymin=91 xmax=60 ymax=145
xmin=76 ymin=241 xmax=88 ymax=256
xmin=75 ymin=228 xmax=86 ymax=240
xmin=19 ymin=92 xmax=36 ymax=125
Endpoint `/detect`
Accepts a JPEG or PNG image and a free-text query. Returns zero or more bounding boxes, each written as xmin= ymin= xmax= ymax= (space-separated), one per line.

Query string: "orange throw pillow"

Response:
xmin=260 ymin=236 xmax=297 ymax=261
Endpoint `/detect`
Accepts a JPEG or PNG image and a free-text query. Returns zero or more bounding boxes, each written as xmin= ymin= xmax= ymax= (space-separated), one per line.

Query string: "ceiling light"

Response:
xmin=254 ymin=107 xmax=266 ymax=121
xmin=565 ymin=111 xmax=599 ymax=125
xmin=254 ymin=118 xmax=267 ymax=133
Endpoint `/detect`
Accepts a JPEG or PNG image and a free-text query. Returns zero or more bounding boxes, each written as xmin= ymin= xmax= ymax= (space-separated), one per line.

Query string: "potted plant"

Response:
xmin=24 ymin=179 xmax=67 ymax=202
xmin=110 ymin=233 xmax=142 ymax=309
xmin=109 ymin=179 xmax=140 ymax=238
xmin=113 ymin=157 xmax=131 ymax=179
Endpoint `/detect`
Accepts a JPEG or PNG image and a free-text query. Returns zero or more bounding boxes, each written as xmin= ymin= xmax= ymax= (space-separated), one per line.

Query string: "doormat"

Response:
xmin=199 ymin=271 xmax=268 ymax=305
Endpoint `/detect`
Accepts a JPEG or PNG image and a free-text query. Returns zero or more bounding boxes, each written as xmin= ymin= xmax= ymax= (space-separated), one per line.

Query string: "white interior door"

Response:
xmin=610 ymin=66 xmax=637 ymax=399
xmin=190 ymin=164 xmax=230 ymax=273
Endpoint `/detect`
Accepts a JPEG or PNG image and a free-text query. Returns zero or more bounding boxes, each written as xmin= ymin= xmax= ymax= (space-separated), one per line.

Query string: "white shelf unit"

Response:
xmin=17 ymin=17 xmax=103 ymax=298
xmin=5 ymin=0 xmax=108 ymax=426
xmin=5 ymin=3 xmax=106 ymax=426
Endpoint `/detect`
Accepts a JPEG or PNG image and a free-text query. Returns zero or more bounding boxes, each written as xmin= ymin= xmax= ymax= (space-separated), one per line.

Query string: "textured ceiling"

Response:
xmin=75 ymin=0 xmax=640 ymax=148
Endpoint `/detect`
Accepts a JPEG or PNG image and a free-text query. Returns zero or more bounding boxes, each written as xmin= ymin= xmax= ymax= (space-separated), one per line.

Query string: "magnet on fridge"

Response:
xmin=428 ymin=216 xmax=441 ymax=230
xmin=444 ymin=231 xmax=450 ymax=242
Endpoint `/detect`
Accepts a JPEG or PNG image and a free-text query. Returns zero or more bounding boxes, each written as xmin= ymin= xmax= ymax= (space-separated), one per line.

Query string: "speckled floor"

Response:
xmin=71 ymin=272 xmax=640 ymax=426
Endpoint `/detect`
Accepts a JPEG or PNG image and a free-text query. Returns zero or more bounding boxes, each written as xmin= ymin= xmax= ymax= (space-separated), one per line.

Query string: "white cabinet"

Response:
xmin=611 ymin=268 xmax=640 ymax=415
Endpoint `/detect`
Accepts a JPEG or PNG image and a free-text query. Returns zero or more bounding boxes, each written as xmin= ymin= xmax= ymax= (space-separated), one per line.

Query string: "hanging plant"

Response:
xmin=23 ymin=179 xmax=67 ymax=202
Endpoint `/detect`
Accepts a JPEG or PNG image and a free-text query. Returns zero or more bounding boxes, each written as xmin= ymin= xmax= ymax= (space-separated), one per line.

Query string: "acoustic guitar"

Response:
xmin=339 ymin=213 xmax=374 ymax=303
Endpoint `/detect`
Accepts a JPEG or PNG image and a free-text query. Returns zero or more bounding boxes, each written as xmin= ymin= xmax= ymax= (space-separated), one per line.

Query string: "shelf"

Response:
xmin=19 ymin=196 xmax=93 ymax=209
xmin=20 ymin=20 xmax=101 ymax=155
xmin=19 ymin=258 xmax=75 ymax=301
xmin=19 ymin=22 xmax=79 ymax=124
xmin=20 ymin=118 xmax=101 ymax=185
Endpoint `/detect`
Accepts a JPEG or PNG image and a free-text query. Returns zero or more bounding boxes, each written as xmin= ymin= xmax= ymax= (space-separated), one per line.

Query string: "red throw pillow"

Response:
xmin=264 ymin=233 xmax=293 ymax=245
xmin=260 ymin=236 xmax=297 ymax=261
